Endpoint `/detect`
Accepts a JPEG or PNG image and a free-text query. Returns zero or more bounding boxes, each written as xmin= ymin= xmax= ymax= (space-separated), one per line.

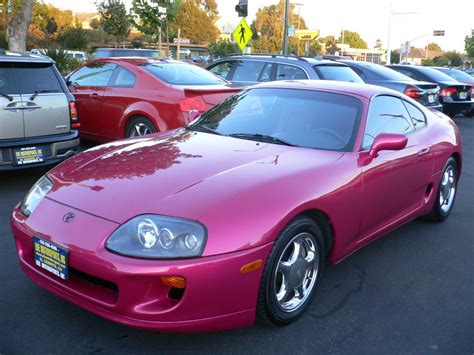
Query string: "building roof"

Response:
xmin=408 ymin=48 xmax=443 ymax=59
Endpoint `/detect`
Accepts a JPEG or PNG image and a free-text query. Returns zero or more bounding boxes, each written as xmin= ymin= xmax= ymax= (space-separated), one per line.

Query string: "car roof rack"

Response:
xmin=224 ymin=53 xmax=309 ymax=62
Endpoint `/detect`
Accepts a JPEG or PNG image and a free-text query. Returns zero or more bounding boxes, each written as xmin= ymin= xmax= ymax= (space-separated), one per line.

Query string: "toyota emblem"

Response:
xmin=63 ymin=212 xmax=75 ymax=223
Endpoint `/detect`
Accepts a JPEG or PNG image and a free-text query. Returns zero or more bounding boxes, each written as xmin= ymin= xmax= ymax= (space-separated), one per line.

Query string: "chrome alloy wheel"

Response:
xmin=274 ymin=232 xmax=319 ymax=312
xmin=130 ymin=122 xmax=153 ymax=137
xmin=439 ymin=165 xmax=456 ymax=213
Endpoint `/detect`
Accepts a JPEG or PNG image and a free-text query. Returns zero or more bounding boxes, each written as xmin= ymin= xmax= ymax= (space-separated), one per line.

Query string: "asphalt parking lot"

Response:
xmin=1 ymin=116 xmax=473 ymax=354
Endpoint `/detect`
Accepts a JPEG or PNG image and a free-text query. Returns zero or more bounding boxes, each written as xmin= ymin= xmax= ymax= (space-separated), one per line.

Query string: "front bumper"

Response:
xmin=0 ymin=131 xmax=79 ymax=171
xmin=11 ymin=198 xmax=272 ymax=332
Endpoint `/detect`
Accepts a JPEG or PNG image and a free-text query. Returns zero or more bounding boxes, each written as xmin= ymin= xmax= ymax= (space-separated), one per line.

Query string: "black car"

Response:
xmin=206 ymin=54 xmax=363 ymax=86
xmin=339 ymin=60 xmax=442 ymax=110
xmin=387 ymin=65 xmax=473 ymax=117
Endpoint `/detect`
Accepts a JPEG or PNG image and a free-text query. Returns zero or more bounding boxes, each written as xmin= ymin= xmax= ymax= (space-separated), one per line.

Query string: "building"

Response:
xmin=401 ymin=48 xmax=443 ymax=65
xmin=336 ymin=45 xmax=386 ymax=64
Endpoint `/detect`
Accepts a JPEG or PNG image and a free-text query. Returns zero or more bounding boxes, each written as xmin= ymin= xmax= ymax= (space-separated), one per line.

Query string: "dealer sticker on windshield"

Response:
xmin=33 ymin=237 xmax=69 ymax=280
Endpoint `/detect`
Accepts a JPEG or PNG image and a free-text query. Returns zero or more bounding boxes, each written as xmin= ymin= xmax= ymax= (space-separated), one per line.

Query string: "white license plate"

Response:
xmin=459 ymin=92 xmax=468 ymax=99
xmin=428 ymin=94 xmax=435 ymax=103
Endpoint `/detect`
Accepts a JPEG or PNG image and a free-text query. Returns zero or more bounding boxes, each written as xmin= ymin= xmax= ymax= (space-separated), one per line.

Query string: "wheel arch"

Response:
xmin=451 ymin=151 xmax=462 ymax=177
xmin=297 ymin=209 xmax=334 ymax=258
xmin=119 ymin=103 xmax=168 ymax=138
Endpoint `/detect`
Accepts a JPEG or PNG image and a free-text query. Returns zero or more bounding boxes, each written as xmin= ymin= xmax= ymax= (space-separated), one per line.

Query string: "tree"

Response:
xmin=338 ymin=29 xmax=367 ymax=49
xmin=97 ymin=0 xmax=130 ymax=45
xmin=374 ymin=38 xmax=382 ymax=49
xmin=5 ymin=0 xmax=34 ymax=51
xmin=426 ymin=42 xmax=441 ymax=51
xmin=390 ymin=49 xmax=400 ymax=64
xmin=465 ymin=34 xmax=474 ymax=58
xmin=89 ymin=18 xmax=100 ymax=30
xmin=131 ymin=0 xmax=180 ymax=44
xmin=319 ymin=35 xmax=339 ymax=54
xmin=57 ymin=27 xmax=89 ymax=50
xmin=307 ymin=40 xmax=322 ymax=57
xmin=171 ymin=0 xmax=219 ymax=44
xmin=208 ymin=40 xmax=239 ymax=57
xmin=422 ymin=51 xmax=463 ymax=67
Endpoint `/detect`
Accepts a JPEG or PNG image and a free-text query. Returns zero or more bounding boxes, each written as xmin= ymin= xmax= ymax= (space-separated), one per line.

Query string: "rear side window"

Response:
xmin=363 ymin=95 xmax=414 ymax=149
xmin=392 ymin=67 xmax=416 ymax=79
xmin=69 ymin=62 xmax=117 ymax=87
xmin=0 ymin=63 xmax=19 ymax=94
xmin=232 ymin=60 xmax=267 ymax=83
xmin=403 ymin=100 xmax=426 ymax=130
xmin=276 ymin=64 xmax=308 ymax=80
xmin=208 ymin=61 xmax=235 ymax=79
xmin=13 ymin=63 xmax=63 ymax=94
xmin=111 ymin=67 xmax=136 ymax=87
xmin=313 ymin=65 xmax=363 ymax=82
xmin=143 ymin=63 xmax=226 ymax=85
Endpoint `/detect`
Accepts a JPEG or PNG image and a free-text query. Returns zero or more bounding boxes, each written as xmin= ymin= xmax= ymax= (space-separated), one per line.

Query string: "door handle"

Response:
xmin=418 ymin=147 xmax=431 ymax=156
xmin=89 ymin=93 xmax=99 ymax=100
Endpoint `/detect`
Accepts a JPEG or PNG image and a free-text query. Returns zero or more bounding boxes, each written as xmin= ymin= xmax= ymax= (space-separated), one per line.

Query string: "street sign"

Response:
xmin=433 ymin=30 xmax=445 ymax=36
xmin=233 ymin=18 xmax=253 ymax=52
xmin=295 ymin=30 xmax=320 ymax=41
xmin=288 ymin=25 xmax=295 ymax=37
xmin=401 ymin=41 xmax=410 ymax=54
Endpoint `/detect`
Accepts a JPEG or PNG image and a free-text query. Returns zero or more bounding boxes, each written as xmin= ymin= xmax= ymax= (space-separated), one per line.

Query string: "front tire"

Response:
xmin=125 ymin=116 xmax=157 ymax=138
xmin=257 ymin=216 xmax=325 ymax=325
xmin=426 ymin=157 xmax=458 ymax=222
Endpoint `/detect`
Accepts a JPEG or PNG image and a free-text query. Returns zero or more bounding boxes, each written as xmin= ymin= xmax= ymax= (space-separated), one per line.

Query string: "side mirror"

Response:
xmin=369 ymin=133 xmax=408 ymax=158
xmin=187 ymin=109 xmax=200 ymax=123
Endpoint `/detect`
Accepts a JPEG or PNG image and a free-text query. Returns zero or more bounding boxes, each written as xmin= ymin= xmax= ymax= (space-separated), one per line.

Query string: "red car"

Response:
xmin=66 ymin=58 xmax=240 ymax=142
xmin=12 ymin=81 xmax=462 ymax=332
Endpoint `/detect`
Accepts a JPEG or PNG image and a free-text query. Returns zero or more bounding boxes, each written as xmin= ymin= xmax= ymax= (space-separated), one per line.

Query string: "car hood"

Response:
xmin=46 ymin=129 xmax=344 ymax=224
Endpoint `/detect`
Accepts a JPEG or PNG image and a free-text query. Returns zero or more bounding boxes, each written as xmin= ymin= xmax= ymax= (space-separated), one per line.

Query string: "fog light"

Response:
xmin=161 ymin=276 xmax=186 ymax=289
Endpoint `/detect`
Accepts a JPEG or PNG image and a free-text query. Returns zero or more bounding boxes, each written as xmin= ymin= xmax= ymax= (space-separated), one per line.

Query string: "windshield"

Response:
xmin=191 ymin=88 xmax=363 ymax=152
xmin=438 ymin=68 xmax=473 ymax=82
xmin=314 ymin=65 xmax=363 ymax=83
xmin=143 ymin=63 xmax=227 ymax=85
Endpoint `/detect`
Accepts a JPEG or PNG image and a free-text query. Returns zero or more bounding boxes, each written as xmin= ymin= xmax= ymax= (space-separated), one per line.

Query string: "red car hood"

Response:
xmin=47 ymin=130 xmax=344 ymax=224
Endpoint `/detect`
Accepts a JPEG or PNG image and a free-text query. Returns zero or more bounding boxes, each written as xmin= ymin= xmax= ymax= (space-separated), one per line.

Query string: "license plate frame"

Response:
xmin=33 ymin=237 xmax=69 ymax=280
xmin=459 ymin=92 xmax=468 ymax=100
xmin=14 ymin=146 xmax=44 ymax=166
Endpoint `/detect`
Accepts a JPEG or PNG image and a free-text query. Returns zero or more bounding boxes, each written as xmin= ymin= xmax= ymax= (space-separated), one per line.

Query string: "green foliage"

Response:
xmin=465 ymin=35 xmax=474 ymax=58
xmin=391 ymin=50 xmax=400 ymax=64
xmin=172 ymin=0 xmax=219 ymax=44
xmin=97 ymin=0 xmax=131 ymax=43
xmin=89 ymin=18 xmax=101 ymax=30
xmin=422 ymin=51 xmax=463 ymax=67
xmin=374 ymin=38 xmax=382 ymax=49
xmin=339 ymin=29 xmax=367 ymax=49
xmin=0 ymin=30 xmax=7 ymax=48
xmin=426 ymin=42 xmax=441 ymax=51
xmin=131 ymin=37 xmax=144 ymax=48
xmin=57 ymin=27 xmax=89 ymax=50
xmin=208 ymin=40 xmax=239 ymax=57
xmin=130 ymin=0 xmax=180 ymax=43
xmin=307 ymin=40 xmax=322 ymax=57
xmin=320 ymin=36 xmax=339 ymax=54
xmin=44 ymin=48 xmax=82 ymax=75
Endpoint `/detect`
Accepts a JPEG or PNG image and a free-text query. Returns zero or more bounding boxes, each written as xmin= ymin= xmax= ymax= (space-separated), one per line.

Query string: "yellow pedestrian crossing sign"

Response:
xmin=233 ymin=18 xmax=253 ymax=52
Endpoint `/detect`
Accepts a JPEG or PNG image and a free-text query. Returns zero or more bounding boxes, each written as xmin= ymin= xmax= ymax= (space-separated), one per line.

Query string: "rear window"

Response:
xmin=410 ymin=67 xmax=454 ymax=82
xmin=13 ymin=63 xmax=63 ymax=94
xmin=94 ymin=49 xmax=160 ymax=59
xmin=143 ymin=63 xmax=226 ymax=85
xmin=438 ymin=68 xmax=473 ymax=82
xmin=362 ymin=64 xmax=412 ymax=81
xmin=0 ymin=63 xmax=19 ymax=93
xmin=313 ymin=65 xmax=363 ymax=83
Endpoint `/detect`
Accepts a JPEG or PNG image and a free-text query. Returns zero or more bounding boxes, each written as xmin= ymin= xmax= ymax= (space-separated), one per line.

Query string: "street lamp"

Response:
xmin=386 ymin=1 xmax=417 ymax=64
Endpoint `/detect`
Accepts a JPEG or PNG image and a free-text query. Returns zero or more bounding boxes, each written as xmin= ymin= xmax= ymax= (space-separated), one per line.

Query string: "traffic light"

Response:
xmin=235 ymin=0 xmax=248 ymax=17
xmin=433 ymin=30 xmax=445 ymax=36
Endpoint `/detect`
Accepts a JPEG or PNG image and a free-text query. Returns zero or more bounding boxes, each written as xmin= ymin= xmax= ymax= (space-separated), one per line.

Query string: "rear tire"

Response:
xmin=125 ymin=116 xmax=157 ymax=138
xmin=257 ymin=216 xmax=325 ymax=326
xmin=425 ymin=157 xmax=458 ymax=222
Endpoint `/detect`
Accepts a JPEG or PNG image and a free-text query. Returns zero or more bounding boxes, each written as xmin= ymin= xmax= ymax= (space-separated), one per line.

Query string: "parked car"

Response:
xmin=0 ymin=50 xmax=79 ymax=170
xmin=66 ymin=58 xmax=240 ymax=142
xmin=432 ymin=67 xmax=474 ymax=116
xmin=339 ymin=60 xmax=442 ymax=110
xmin=387 ymin=65 xmax=473 ymax=117
xmin=65 ymin=51 xmax=87 ymax=62
xmin=206 ymin=54 xmax=364 ymax=86
xmin=12 ymin=80 xmax=462 ymax=332
xmin=92 ymin=48 xmax=161 ymax=59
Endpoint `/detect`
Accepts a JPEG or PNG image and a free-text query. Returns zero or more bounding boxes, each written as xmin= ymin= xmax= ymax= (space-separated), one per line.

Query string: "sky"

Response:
xmin=45 ymin=0 xmax=473 ymax=53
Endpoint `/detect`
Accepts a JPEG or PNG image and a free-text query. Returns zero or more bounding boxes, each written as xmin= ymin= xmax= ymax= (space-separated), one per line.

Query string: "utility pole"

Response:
xmin=294 ymin=2 xmax=303 ymax=56
xmin=177 ymin=28 xmax=180 ymax=60
xmin=386 ymin=1 xmax=417 ymax=64
xmin=282 ymin=0 xmax=290 ymax=55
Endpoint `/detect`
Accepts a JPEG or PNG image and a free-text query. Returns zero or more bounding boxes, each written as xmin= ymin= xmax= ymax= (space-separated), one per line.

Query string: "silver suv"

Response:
xmin=0 ymin=51 xmax=80 ymax=170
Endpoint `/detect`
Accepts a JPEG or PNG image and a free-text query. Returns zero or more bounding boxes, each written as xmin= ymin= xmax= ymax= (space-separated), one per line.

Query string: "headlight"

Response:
xmin=21 ymin=175 xmax=54 ymax=216
xmin=106 ymin=215 xmax=207 ymax=259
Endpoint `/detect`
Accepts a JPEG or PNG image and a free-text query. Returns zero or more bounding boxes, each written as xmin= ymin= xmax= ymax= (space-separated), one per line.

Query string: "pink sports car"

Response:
xmin=11 ymin=80 xmax=462 ymax=332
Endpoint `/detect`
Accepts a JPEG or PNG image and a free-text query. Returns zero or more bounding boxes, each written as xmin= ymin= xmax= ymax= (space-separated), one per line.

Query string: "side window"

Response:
xmin=351 ymin=66 xmax=366 ymax=81
xmin=258 ymin=63 xmax=274 ymax=82
xmin=208 ymin=61 xmax=235 ymax=79
xmin=403 ymin=100 xmax=426 ymax=130
xmin=68 ymin=62 xmax=117 ymax=87
xmin=232 ymin=60 xmax=267 ymax=83
xmin=0 ymin=63 xmax=19 ymax=94
xmin=395 ymin=68 xmax=416 ymax=79
xmin=276 ymin=64 xmax=308 ymax=80
xmin=111 ymin=67 xmax=136 ymax=87
xmin=363 ymin=96 xmax=414 ymax=149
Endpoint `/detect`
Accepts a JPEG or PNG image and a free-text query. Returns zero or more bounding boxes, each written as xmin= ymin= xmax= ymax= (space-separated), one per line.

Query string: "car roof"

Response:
xmin=212 ymin=54 xmax=344 ymax=66
xmin=0 ymin=50 xmax=53 ymax=63
xmin=247 ymin=79 xmax=399 ymax=99
xmin=94 ymin=57 xmax=183 ymax=65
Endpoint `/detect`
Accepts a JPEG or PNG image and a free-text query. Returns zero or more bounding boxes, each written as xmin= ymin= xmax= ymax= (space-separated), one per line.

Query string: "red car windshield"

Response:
xmin=143 ymin=63 xmax=227 ymax=85
xmin=191 ymin=88 xmax=363 ymax=152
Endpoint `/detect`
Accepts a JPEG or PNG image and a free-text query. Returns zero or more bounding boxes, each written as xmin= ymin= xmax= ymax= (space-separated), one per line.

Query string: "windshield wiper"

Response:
xmin=229 ymin=133 xmax=297 ymax=147
xmin=30 ymin=90 xmax=59 ymax=101
xmin=186 ymin=124 xmax=222 ymax=135
xmin=0 ymin=92 xmax=13 ymax=101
